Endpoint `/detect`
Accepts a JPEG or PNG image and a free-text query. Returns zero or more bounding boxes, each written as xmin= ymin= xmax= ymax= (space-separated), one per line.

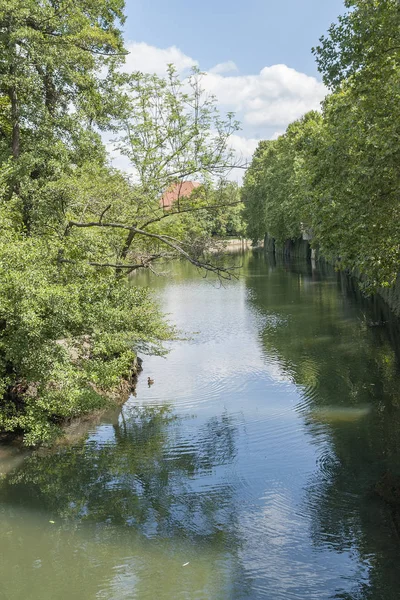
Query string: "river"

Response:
xmin=1 ymin=250 xmax=400 ymax=600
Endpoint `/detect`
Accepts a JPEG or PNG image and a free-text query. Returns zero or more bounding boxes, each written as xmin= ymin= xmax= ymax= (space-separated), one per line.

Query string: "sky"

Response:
xmin=111 ymin=0 xmax=346 ymax=179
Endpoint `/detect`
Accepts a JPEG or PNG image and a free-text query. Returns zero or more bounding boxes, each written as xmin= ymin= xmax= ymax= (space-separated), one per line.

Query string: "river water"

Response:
xmin=1 ymin=251 xmax=400 ymax=600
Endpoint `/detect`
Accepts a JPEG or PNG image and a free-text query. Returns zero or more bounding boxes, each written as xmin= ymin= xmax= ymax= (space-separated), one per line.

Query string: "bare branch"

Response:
xmin=58 ymin=258 xmax=141 ymax=269
xmin=66 ymin=219 xmax=240 ymax=280
xmin=90 ymin=262 xmax=143 ymax=269
xmin=140 ymin=200 xmax=244 ymax=228
xmin=99 ymin=204 xmax=112 ymax=223
xmin=58 ymin=253 xmax=164 ymax=273
xmin=67 ymin=220 xmax=131 ymax=231
xmin=25 ymin=25 xmax=129 ymax=56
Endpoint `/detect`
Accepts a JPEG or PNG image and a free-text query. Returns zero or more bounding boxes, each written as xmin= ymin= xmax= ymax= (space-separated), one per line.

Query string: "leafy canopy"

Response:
xmin=243 ymin=0 xmax=400 ymax=291
xmin=0 ymin=2 xmax=243 ymax=444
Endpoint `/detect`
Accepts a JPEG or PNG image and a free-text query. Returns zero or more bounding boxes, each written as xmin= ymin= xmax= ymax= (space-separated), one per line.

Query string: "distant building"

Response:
xmin=161 ymin=181 xmax=201 ymax=210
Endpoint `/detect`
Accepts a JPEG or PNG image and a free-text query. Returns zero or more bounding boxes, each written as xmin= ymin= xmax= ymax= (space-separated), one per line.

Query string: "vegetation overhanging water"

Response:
xmin=1 ymin=250 xmax=400 ymax=600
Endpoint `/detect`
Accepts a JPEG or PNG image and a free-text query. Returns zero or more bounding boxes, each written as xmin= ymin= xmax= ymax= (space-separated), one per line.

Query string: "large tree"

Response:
xmin=313 ymin=0 xmax=400 ymax=91
xmin=0 ymin=3 xmax=243 ymax=444
xmin=0 ymin=0 xmax=126 ymax=157
xmin=310 ymin=0 xmax=400 ymax=289
xmin=244 ymin=0 xmax=400 ymax=290
xmin=242 ymin=112 xmax=322 ymax=245
xmin=33 ymin=66 xmax=242 ymax=278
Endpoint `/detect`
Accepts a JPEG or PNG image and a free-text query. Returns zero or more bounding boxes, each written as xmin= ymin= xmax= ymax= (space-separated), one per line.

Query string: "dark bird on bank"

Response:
xmin=148 ymin=377 xmax=154 ymax=386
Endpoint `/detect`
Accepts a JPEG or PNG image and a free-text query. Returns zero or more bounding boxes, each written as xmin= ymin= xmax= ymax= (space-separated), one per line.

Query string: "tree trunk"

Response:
xmin=116 ymin=229 xmax=137 ymax=277
xmin=120 ymin=230 xmax=136 ymax=260
xmin=44 ymin=69 xmax=57 ymax=116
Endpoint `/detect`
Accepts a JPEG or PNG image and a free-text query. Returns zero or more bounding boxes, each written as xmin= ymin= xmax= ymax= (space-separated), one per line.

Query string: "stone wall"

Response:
xmin=264 ymin=233 xmax=311 ymax=260
xmin=379 ymin=274 xmax=400 ymax=319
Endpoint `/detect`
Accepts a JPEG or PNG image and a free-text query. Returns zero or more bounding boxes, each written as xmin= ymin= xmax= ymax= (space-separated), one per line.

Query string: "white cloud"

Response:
xmin=270 ymin=130 xmax=285 ymax=141
xmin=228 ymin=134 xmax=259 ymax=158
xmin=124 ymin=41 xmax=197 ymax=76
xmin=113 ymin=43 xmax=327 ymax=180
xmin=223 ymin=135 xmax=260 ymax=183
xmin=121 ymin=43 xmax=326 ymax=138
xmin=209 ymin=60 xmax=238 ymax=75
xmin=201 ymin=64 xmax=326 ymax=132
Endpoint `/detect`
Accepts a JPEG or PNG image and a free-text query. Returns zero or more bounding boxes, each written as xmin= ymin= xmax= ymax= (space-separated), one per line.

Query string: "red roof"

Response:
xmin=161 ymin=181 xmax=201 ymax=209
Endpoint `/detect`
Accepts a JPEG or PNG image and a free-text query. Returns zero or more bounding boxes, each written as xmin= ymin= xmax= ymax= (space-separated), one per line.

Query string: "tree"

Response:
xmin=57 ymin=67 xmax=242 ymax=278
xmin=310 ymin=0 xmax=400 ymax=289
xmin=0 ymin=0 xmax=126 ymax=156
xmin=313 ymin=0 xmax=400 ymax=91
xmin=0 ymin=0 xmax=127 ymax=238
xmin=242 ymin=112 xmax=322 ymax=245
xmin=0 ymin=5 xmax=244 ymax=444
xmin=242 ymin=140 xmax=273 ymax=244
xmin=301 ymin=84 xmax=400 ymax=290
xmin=244 ymin=0 xmax=400 ymax=290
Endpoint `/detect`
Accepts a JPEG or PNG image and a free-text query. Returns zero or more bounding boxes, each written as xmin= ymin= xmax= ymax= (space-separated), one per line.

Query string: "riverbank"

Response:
xmin=263 ymin=232 xmax=400 ymax=320
xmin=0 ymin=355 xmax=143 ymax=449
xmin=207 ymin=237 xmax=256 ymax=253
xmin=57 ymin=357 xmax=143 ymax=446
xmin=2 ymin=251 xmax=400 ymax=599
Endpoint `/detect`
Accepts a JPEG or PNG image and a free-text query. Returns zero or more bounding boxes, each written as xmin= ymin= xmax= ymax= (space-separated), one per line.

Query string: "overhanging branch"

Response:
xmin=140 ymin=200 xmax=244 ymax=228
xmin=66 ymin=219 xmax=240 ymax=280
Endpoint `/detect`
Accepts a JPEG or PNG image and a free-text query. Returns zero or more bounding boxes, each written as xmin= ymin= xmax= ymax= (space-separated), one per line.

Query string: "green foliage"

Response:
xmin=313 ymin=0 xmax=400 ymax=91
xmin=303 ymin=82 xmax=400 ymax=290
xmin=116 ymin=66 xmax=240 ymax=198
xmin=0 ymin=0 xmax=126 ymax=126
xmin=243 ymin=0 xmax=400 ymax=291
xmin=242 ymin=112 xmax=322 ymax=244
xmin=0 ymin=207 xmax=172 ymax=445
xmin=241 ymin=141 xmax=271 ymax=244
xmin=0 ymin=2 xmax=242 ymax=444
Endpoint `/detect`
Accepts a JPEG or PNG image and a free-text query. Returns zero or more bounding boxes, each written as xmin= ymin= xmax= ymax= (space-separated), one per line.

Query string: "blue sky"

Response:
xmin=123 ymin=0 xmax=344 ymax=77
xmin=111 ymin=1 xmax=346 ymax=178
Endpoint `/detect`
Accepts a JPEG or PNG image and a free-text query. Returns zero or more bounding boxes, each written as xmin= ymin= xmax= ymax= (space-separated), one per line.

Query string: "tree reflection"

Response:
xmin=1 ymin=405 xmax=238 ymax=539
xmin=246 ymin=251 xmax=400 ymax=600
xmin=0 ymin=402 xmax=255 ymax=598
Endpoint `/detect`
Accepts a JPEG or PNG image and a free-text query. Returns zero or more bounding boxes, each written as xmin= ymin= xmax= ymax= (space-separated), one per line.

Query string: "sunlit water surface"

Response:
xmin=1 ymin=252 xmax=400 ymax=600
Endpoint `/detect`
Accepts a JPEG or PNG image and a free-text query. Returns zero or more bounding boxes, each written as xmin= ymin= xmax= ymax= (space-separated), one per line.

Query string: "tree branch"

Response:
xmin=66 ymin=220 xmax=240 ymax=280
xmin=24 ymin=20 xmax=129 ymax=56
xmin=58 ymin=253 xmax=164 ymax=273
xmin=99 ymin=204 xmax=112 ymax=223
xmin=139 ymin=200 xmax=244 ymax=228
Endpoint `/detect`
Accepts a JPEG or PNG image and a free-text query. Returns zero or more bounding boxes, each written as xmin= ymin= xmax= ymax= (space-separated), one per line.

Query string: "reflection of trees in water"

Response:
xmin=303 ymin=420 xmax=400 ymax=600
xmin=2 ymin=405 xmax=238 ymax=540
xmin=246 ymin=253 xmax=400 ymax=412
xmin=302 ymin=382 xmax=400 ymax=600
xmin=246 ymin=252 xmax=400 ymax=600
xmin=0 ymin=403 xmax=253 ymax=598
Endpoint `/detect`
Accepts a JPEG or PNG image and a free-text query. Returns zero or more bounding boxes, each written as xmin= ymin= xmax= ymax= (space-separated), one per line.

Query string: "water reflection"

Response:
xmin=0 ymin=403 xmax=252 ymax=599
xmin=309 ymin=405 xmax=371 ymax=423
xmin=1 ymin=251 xmax=400 ymax=599
xmin=245 ymin=252 xmax=400 ymax=600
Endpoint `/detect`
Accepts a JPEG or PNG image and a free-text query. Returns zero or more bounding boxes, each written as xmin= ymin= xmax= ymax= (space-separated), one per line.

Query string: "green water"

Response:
xmin=1 ymin=251 xmax=400 ymax=599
